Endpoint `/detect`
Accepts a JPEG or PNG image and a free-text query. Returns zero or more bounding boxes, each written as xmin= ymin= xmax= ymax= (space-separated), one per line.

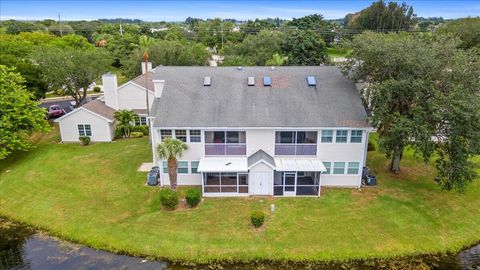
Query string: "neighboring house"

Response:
xmin=149 ymin=66 xmax=372 ymax=197
xmin=55 ymin=63 xmax=155 ymax=142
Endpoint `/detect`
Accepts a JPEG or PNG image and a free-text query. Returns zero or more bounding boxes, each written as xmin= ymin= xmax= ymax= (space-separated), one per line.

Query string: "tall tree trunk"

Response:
xmin=168 ymin=157 xmax=178 ymax=190
xmin=391 ymin=145 xmax=403 ymax=173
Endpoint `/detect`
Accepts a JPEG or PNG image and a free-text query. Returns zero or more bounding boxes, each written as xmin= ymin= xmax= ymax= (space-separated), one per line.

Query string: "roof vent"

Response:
xmin=247 ymin=77 xmax=255 ymax=86
xmin=203 ymin=76 xmax=211 ymax=86
xmin=307 ymin=76 xmax=316 ymax=86
xmin=263 ymin=76 xmax=271 ymax=86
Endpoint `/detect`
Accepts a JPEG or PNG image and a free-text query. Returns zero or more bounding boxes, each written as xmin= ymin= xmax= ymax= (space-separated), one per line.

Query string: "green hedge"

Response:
xmin=250 ymin=211 xmax=265 ymax=228
xmin=185 ymin=188 xmax=202 ymax=207
xmin=159 ymin=188 xmax=179 ymax=210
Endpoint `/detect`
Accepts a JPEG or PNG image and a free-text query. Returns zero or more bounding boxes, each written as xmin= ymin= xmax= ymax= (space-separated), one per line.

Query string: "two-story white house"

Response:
xmin=148 ymin=66 xmax=371 ymax=197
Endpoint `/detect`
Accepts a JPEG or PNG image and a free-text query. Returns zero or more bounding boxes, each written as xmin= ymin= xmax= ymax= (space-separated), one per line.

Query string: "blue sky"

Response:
xmin=1 ymin=0 xmax=479 ymax=21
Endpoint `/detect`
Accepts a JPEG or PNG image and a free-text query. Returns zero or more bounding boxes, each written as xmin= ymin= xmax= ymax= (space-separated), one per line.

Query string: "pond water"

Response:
xmin=1 ymin=218 xmax=479 ymax=270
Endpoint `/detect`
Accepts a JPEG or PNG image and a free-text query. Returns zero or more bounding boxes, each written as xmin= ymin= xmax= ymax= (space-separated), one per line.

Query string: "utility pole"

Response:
xmin=58 ymin=13 xmax=63 ymax=36
xmin=119 ymin=24 xmax=124 ymax=36
xmin=221 ymin=22 xmax=224 ymax=49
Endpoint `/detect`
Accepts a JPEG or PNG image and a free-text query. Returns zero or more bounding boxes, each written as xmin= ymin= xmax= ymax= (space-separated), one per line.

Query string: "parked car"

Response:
xmin=47 ymin=105 xmax=66 ymax=119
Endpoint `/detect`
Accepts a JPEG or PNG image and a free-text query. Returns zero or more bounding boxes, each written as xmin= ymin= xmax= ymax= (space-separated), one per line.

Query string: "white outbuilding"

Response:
xmin=55 ymin=63 xmax=154 ymax=142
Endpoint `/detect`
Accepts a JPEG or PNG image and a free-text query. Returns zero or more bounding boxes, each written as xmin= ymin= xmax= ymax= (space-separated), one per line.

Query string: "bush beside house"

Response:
xmin=185 ymin=188 xmax=201 ymax=207
xmin=159 ymin=188 xmax=179 ymax=210
xmin=79 ymin=136 xmax=91 ymax=145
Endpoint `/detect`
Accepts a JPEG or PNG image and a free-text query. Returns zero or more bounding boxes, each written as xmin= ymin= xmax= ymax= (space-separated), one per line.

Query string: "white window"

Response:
xmin=140 ymin=116 xmax=147 ymax=125
xmin=189 ymin=130 xmax=201 ymax=142
xmin=78 ymin=124 xmax=92 ymax=136
xmin=336 ymin=130 xmax=348 ymax=143
xmin=323 ymin=162 xmax=331 ymax=174
xmin=333 ymin=162 xmax=345 ymax=174
xmin=134 ymin=116 xmax=147 ymax=126
xmin=162 ymin=161 xmax=168 ymax=173
xmin=321 ymin=130 xmax=333 ymax=143
xmin=175 ymin=130 xmax=187 ymax=142
xmin=190 ymin=161 xmax=200 ymax=174
xmin=350 ymin=130 xmax=363 ymax=143
xmin=347 ymin=162 xmax=360 ymax=174
xmin=160 ymin=130 xmax=172 ymax=140
xmin=177 ymin=161 xmax=188 ymax=174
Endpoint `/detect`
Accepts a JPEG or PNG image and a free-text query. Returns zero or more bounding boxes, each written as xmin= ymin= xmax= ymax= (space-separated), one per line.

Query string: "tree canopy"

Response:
xmin=33 ymin=47 xmax=111 ymax=106
xmin=0 ymin=65 xmax=50 ymax=159
xmin=439 ymin=17 xmax=480 ymax=49
xmin=122 ymin=39 xmax=210 ymax=77
xmin=282 ymin=30 xmax=328 ymax=65
xmin=346 ymin=0 xmax=417 ymax=31
xmin=343 ymin=32 xmax=480 ymax=191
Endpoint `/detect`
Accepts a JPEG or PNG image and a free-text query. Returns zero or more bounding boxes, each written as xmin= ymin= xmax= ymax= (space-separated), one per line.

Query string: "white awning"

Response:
xmin=197 ymin=157 xmax=248 ymax=173
xmin=274 ymin=158 xmax=327 ymax=172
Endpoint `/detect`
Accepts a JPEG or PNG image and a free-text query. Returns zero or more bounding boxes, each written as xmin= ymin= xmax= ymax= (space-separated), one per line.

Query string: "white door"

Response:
xmin=252 ymin=172 xmax=270 ymax=195
xmin=283 ymin=172 xmax=296 ymax=196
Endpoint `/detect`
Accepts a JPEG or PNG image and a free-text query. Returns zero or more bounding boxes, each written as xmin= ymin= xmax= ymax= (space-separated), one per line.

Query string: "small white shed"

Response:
xmin=55 ymin=99 xmax=116 ymax=142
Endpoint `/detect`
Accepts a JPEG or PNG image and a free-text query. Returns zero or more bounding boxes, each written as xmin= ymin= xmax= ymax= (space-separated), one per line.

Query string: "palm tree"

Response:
xmin=139 ymin=35 xmax=154 ymax=117
xmin=157 ymin=138 xmax=188 ymax=191
xmin=113 ymin=110 xmax=138 ymax=138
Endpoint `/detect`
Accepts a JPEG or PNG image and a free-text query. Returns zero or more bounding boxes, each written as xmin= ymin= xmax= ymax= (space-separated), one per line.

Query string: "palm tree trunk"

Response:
xmin=168 ymin=157 xmax=178 ymax=190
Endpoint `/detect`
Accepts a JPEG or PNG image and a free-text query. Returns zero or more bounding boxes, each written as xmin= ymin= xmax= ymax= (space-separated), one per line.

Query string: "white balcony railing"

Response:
xmin=205 ymin=143 xmax=246 ymax=155
xmin=275 ymin=143 xmax=317 ymax=156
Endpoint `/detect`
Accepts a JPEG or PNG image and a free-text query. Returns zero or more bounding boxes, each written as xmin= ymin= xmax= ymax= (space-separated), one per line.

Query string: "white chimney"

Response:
xmin=102 ymin=73 xmax=118 ymax=109
xmin=141 ymin=62 xmax=152 ymax=74
xmin=152 ymin=79 xmax=165 ymax=98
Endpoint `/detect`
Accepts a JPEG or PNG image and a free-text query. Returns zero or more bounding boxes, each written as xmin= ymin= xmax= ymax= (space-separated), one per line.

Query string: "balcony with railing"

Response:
xmin=205 ymin=143 xmax=246 ymax=156
xmin=275 ymin=143 xmax=317 ymax=156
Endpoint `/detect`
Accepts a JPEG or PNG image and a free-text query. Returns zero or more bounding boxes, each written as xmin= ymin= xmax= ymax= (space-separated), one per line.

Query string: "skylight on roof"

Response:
xmin=204 ymin=76 xmax=211 ymax=86
xmin=307 ymin=76 xmax=316 ymax=86
xmin=247 ymin=77 xmax=255 ymax=86
xmin=263 ymin=76 xmax=271 ymax=86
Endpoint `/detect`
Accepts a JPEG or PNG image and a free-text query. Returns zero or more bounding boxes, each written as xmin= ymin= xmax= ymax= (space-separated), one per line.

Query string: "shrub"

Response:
xmin=132 ymin=125 xmax=149 ymax=135
xmin=185 ymin=188 xmax=201 ymax=207
xmin=250 ymin=211 xmax=265 ymax=228
xmin=130 ymin=132 xmax=143 ymax=138
xmin=368 ymin=141 xmax=376 ymax=151
xmin=159 ymin=188 xmax=179 ymax=210
xmin=79 ymin=136 xmax=90 ymax=146
xmin=93 ymin=86 xmax=101 ymax=92
xmin=114 ymin=127 xmax=123 ymax=139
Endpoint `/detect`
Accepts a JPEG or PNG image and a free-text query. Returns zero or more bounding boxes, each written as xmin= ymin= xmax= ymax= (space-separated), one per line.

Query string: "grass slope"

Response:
xmin=0 ymin=131 xmax=479 ymax=263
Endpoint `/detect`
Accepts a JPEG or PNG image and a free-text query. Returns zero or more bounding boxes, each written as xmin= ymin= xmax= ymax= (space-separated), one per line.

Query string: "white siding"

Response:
xmin=117 ymin=83 xmax=154 ymax=110
xmin=58 ymin=109 xmax=113 ymax=142
xmin=246 ymin=129 xmax=275 ymax=156
xmin=152 ymin=127 xmax=368 ymax=189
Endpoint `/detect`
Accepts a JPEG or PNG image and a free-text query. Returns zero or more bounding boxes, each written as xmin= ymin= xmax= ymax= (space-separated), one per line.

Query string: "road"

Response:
xmin=39 ymin=96 xmax=99 ymax=113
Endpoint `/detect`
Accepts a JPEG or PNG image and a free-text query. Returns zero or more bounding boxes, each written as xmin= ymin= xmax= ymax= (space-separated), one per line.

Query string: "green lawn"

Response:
xmin=327 ymin=47 xmax=353 ymax=60
xmin=0 ymin=130 xmax=479 ymax=264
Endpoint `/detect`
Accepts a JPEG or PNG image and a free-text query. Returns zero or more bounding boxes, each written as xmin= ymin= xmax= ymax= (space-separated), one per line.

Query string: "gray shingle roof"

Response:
xmin=150 ymin=66 xmax=369 ymax=128
xmin=131 ymin=71 xmax=154 ymax=90
xmin=82 ymin=99 xmax=116 ymax=121
xmin=248 ymin=150 xmax=275 ymax=168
